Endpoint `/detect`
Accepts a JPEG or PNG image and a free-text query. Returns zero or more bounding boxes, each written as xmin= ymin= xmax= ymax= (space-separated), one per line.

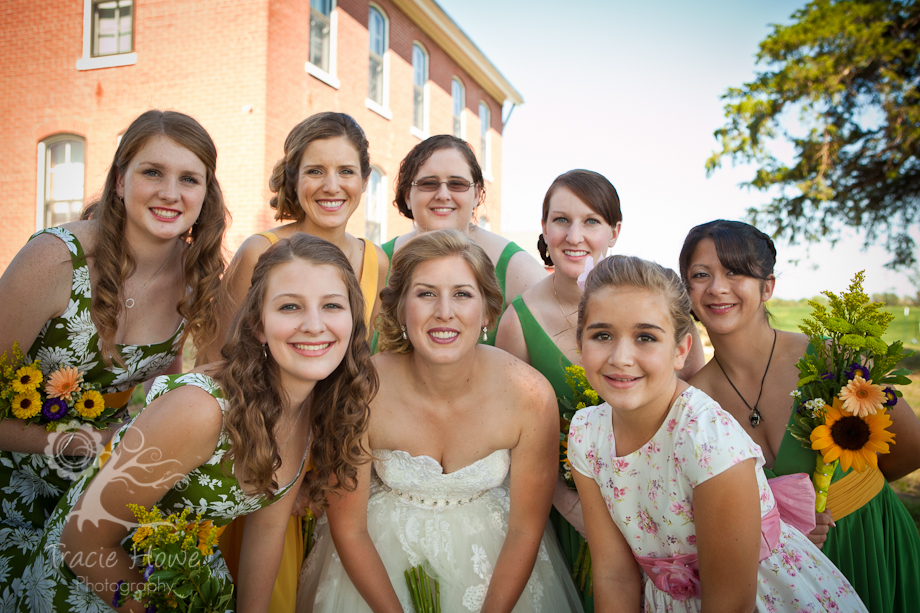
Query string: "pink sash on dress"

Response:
xmin=634 ymin=473 xmax=817 ymax=601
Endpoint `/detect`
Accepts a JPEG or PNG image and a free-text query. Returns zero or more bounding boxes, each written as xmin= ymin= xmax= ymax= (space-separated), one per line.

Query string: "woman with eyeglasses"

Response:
xmin=374 ymin=135 xmax=546 ymax=348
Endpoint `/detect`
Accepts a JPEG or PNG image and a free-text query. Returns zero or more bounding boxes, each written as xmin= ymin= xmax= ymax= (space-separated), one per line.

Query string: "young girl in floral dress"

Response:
xmin=566 ymin=255 xmax=866 ymax=612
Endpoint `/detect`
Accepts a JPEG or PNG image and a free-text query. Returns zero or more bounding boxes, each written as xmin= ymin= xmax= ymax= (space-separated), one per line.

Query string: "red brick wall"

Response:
xmin=0 ymin=0 xmax=505 ymax=270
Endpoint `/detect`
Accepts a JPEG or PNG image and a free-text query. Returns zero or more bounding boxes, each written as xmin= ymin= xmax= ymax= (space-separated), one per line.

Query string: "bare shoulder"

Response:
xmin=688 ymin=360 xmax=719 ymax=397
xmin=781 ymin=330 xmax=811 ymax=358
xmin=142 ymin=376 xmax=224 ymax=436
xmin=481 ymin=346 xmax=555 ymax=411
xmin=235 ymin=233 xmax=274 ymax=262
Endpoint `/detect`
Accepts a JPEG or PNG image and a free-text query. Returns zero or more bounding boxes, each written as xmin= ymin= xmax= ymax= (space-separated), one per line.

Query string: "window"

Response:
xmin=306 ymin=0 xmax=339 ymax=88
xmin=452 ymin=79 xmax=465 ymax=138
xmin=366 ymin=168 xmax=386 ymax=244
xmin=365 ymin=5 xmax=391 ymax=119
xmin=38 ymin=136 xmax=85 ymax=230
xmin=77 ymin=0 xmax=137 ymax=70
xmin=479 ymin=102 xmax=491 ymax=178
xmin=411 ymin=43 xmax=429 ymax=137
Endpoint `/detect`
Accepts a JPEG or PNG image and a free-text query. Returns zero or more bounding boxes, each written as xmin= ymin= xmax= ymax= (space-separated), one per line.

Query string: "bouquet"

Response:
xmin=404 ymin=564 xmax=440 ymax=613
xmin=558 ymin=364 xmax=598 ymax=595
xmin=788 ymin=272 xmax=911 ymax=512
xmin=113 ymin=505 xmax=233 ymax=613
xmin=0 ymin=341 xmax=121 ymax=431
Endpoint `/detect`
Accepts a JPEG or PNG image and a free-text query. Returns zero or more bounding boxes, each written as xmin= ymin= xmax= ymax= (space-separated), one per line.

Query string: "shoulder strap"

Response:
xmin=256 ymin=231 xmax=279 ymax=245
xmin=381 ymin=236 xmax=397 ymax=261
xmin=359 ymin=239 xmax=378 ymax=331
xmin=29 ymin=227 xmax=84 ymax=268
xmin=494 ymin=241 xmax=525 ymax=298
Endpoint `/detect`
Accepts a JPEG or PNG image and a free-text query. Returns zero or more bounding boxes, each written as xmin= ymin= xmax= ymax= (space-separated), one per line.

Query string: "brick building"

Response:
xmin=0 ymin=0 xmax=523 ymax=269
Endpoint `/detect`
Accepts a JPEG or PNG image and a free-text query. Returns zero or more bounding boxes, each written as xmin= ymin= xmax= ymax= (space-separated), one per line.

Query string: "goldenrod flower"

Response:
xmin=811 ymin=397 xmax=895 ymax=473
xmin=132 ymin=525 xmax=153 ymax=546
xmin=839 ymin=375 xmax=885 ymax=417
xmin=11 ymin=390 xmax=42 ymax=419
xmin=45 ymin=366 xmax=82 ymax=402
xmin=74 ymin=390 xmax=105 ymax=419
xmin=11 ymin=365 xmax=42 ymax=393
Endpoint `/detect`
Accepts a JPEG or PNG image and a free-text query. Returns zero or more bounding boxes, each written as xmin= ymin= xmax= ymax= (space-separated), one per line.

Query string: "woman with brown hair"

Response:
xmin=23 ymin=233 xmax=376 ymax=612
xmin=300 ymin=229 xmax=581 ymax=612
xmin=0 ymin=109 xmax=229 ymax=600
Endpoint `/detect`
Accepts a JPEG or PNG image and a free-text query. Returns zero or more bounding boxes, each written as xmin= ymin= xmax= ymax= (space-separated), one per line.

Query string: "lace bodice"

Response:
xmin=373 ymin=449 xmax=511 ymax=507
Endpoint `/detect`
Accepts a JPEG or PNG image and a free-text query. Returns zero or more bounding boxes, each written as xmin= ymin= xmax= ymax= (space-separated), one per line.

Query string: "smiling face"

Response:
xmin=116 ymin=134 xmax=207 ymax=243
xmin=542 ymin=186 xmax=620 ymax=280
xmin=296 ymin=137 xmax=367 ymax=231
xmin=404 ymin=255 xmax=486 ymax=364
xmin=407 ymin=148 xmax=481 ymax=233
xmin=685 ymin=239 xmax=774 ymax=336
xmin=259 ymin=260 xmax=354 ymax=399
xmin=580 ymin=286 xmax=690 ymax=416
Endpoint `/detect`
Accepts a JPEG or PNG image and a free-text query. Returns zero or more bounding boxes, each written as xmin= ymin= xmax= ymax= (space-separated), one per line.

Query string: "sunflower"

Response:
xmin=811 ymin=397 xmax=895 ymax=473
xmin=11 ymin=390 xmax=42 ymax=419
xmin=839 ymin=375 xmax=885 ymax=417
xmin=11 ymin=365 xmax=43 ymax=393
xmin=74 ymin=390 xmax=105 ymax=419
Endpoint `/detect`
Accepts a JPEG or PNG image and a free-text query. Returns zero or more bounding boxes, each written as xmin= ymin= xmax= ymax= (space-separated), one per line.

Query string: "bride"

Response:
xmin=299 ymin=229 xmax=582 ymax=612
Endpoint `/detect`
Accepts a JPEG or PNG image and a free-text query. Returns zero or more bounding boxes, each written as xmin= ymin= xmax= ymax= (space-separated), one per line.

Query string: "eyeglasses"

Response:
xmin=411 ymin=179 xmax=476 ymax=192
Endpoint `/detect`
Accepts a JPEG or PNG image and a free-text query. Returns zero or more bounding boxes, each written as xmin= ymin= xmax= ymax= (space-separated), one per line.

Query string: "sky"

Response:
xmin=436 ymin=0 xmax=920 ymax=300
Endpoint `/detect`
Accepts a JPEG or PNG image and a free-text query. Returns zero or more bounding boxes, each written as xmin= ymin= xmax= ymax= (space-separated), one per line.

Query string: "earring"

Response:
xmin=262 ymin=343 xmax=268 ymax=359
xmin=482 ymin=326 xmax=488 ymax=342
xmin=401 ymin=326 xmax=407 ymax=340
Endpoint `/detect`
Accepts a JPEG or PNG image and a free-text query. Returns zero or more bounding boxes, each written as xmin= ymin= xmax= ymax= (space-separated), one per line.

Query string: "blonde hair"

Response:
xmin=214 ymin=233 xmax=375 ymax=502
xmin=576 ymin=255 xmax=694 ymax=347
xmin=377 ymin=229 xmax=503 ymax=353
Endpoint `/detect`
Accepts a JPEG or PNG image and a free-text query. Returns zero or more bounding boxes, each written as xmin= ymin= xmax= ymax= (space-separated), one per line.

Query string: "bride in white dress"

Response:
xmin=299 ymin=229 xmax=582 ymax=612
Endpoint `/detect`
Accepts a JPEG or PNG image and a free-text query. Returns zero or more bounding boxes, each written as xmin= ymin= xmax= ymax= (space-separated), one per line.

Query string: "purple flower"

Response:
xmin=844 ymin=363 xmax=870 ymax=381
xmin=112 ymin=580 xmax=125 ymax=607
xmin=820 ymin=372 xmax=835 ymax=381
xmin=143 ymin=564 xmax=155 ymax=581
xmin=883 ymin=387 xmax=897 ymax=408
xmin=41 ymin=398 xmax=68 ymax=421
xmin=146 ymin=603 xmax=157 ymax=613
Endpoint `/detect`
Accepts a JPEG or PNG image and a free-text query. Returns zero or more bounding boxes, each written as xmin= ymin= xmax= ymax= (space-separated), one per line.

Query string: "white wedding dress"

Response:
xmin=298 ymin=448 xmax=583 ymax=612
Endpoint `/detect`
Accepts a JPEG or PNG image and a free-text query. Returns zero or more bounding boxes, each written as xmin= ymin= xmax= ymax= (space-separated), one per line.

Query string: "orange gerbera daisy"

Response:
xmin=45 ymin=366 xmax=83 ymax=402
xmin=811 ymin=397 xmax=895 ymax=473
xmin=839 ymin=375 xmax=885 ymax=417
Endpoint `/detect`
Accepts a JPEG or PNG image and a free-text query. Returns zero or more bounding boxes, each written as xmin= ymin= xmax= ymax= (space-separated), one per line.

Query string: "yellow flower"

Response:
xmin=11 ymin=365 xmax=43 ymax=393
xmin=132 ymin=525 xmax=153 ymax=546
xmin=45 ymin=366 xmax=83 ymax=402
xmin=839 ymin=375 xmax=885 ymax=417
xmin=811 ymin=397 xmax=895 ymax=473
xmin=74 ymin=390 xmax=105 ymax=419
xmin=11 ymin=390 xmax=42 ymax=419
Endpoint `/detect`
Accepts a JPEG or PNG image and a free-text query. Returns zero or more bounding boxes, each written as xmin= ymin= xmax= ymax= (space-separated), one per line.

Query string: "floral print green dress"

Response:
xmin=0 ymin=228 xmax=184 ymax=607
xmin=16 ymin=373 xmax=305 ymax=613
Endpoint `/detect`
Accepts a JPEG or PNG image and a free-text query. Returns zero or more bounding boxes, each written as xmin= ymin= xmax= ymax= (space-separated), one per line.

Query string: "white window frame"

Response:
xmin=410 ymin=43 xmax=429 ymax=140
xmin=77 ymin=0 xmax=137 ymax=71
xmin=451 ymin=78 xmax=466 ymax=139
xmin=36 ymin=135 xmax=86 ymax=231
xmin=364 ymin=4 xmax=391 ymax=120
xmin=305 ymin=0 xmax=340 ymax=89
xmin=479 ymin=102 xmax=493 ymax=181
xmin=365 ymin=167 xmax=387 ymax=244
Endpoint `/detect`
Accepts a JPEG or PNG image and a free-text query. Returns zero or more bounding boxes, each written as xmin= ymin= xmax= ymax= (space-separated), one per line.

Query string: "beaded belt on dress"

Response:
xmin=379 ymin=481 xmax=486 ymax=508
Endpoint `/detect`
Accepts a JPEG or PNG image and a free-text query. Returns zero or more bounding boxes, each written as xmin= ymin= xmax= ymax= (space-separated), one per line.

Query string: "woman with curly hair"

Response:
xmin=22 ymin=233 xmax=376 ymax=612
xmin=0 ymin=109 xmax=229 ymax=601
xmin=299 ymin=229 xmax=581 ymax=612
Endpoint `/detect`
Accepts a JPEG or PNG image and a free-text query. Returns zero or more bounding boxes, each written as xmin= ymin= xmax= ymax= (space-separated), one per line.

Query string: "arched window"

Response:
xmin=411 ymin=43 xmax=429 ymax=136
xmin=366 ymin=167 xmax=386 ymax=244
xmin=38 ymin=135 xmax=85 ymax=229
xmin=367 ymin=6 xmax=388 ymax=107
xmin=479 ymin=102 xmax=491 ymax=177
xmin=452 ymin=78 xmax=465 ymax=138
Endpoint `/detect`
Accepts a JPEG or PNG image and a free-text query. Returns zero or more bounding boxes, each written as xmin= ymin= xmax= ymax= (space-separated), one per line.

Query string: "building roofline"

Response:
xmin=391 ymin=0 xmax=524 ymax=107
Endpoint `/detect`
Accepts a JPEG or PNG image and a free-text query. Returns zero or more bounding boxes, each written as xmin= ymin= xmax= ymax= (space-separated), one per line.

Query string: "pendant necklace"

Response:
xmin=713 ymin=328 xmax=777 ymax=428
xmin=125 ymin=246 xmax=178 ymax=309
xmin=551 ymin=274 xmax=579 ymax=338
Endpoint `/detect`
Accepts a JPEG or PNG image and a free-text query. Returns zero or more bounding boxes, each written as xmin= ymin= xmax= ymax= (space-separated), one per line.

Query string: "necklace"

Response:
xmin=552 ymin=274 xmax=579 ymax=336
xmin=125 ymin=246 xmax=178 ymax=309
xmin=279 ymin=400 xmax=308 ymax=452
xmin=713 ymin=328 xmax=777 ymax=428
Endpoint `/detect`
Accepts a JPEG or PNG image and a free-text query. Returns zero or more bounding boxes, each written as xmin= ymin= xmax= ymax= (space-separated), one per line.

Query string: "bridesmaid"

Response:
xmin=0 ymin=110 xmax=228 ymax=603
xmin=21 ymin=233 xmax=376 ymax=612
xmin=681 ymin=219 xmax=920 ymax=612
xmin=212 ymin=112 xmax=387 ymax=611
xmin=496 ymin=169 xmax=704 ymax=610
xmin=378 ymin=135 xmax=546 ymax=346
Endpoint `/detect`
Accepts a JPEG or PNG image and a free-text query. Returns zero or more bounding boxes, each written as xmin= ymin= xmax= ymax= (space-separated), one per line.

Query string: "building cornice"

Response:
xmin=391 ymin=0 xmax=524 ymax=107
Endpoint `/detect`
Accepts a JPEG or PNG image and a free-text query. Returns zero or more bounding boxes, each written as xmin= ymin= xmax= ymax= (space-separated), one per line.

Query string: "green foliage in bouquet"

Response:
xmin=404 ymin=564 xmax=440 ymax=613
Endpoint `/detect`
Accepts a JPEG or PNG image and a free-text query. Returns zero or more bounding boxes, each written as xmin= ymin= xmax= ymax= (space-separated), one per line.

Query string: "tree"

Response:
xmin=707 ymin=0 xmax=920 ymax=269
